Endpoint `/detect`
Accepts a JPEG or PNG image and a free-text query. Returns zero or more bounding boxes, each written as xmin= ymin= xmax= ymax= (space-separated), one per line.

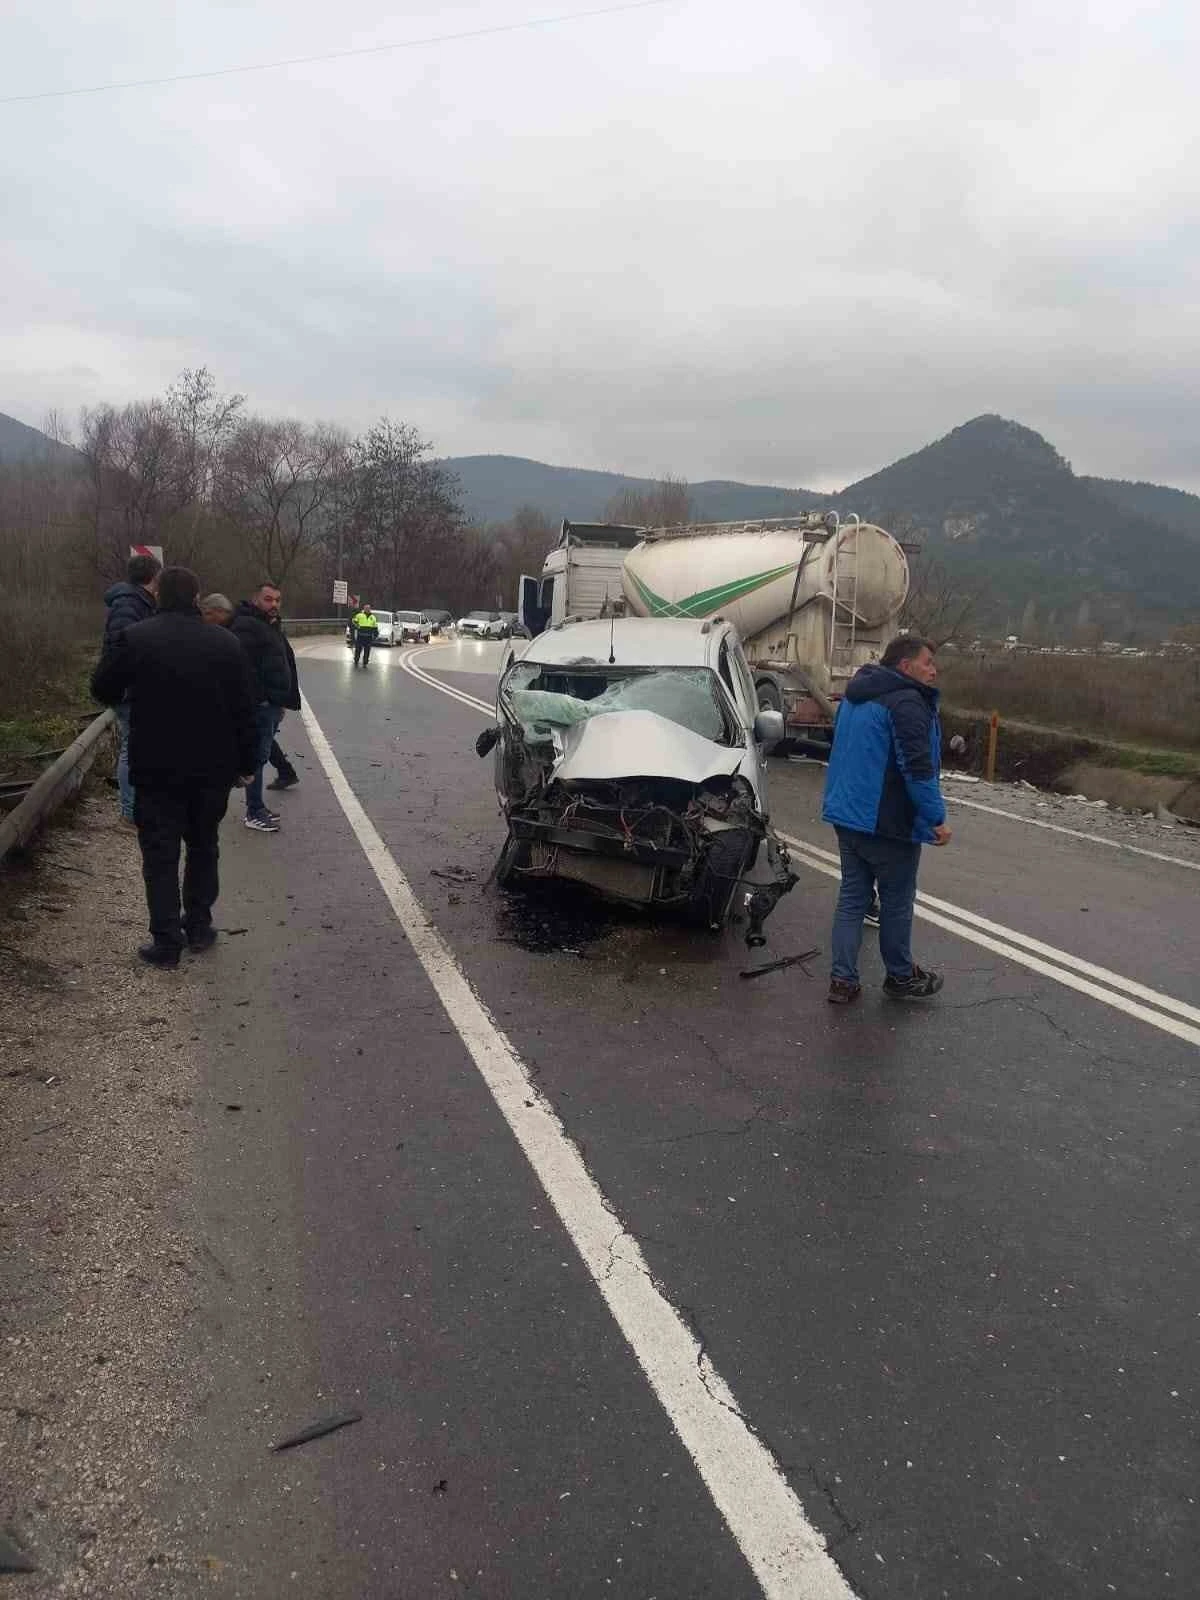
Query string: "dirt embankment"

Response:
xmin=941 ymin=708 xmax=1200 ymax=824
xmin=0 ymin=795 xmax=209 ymax=1596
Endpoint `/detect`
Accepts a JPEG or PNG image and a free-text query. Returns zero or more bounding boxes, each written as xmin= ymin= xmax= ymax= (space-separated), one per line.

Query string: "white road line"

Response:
xmin=299 ymin=693 xmax=856 ymax=1600
xmin=400 ymin=646 xmax=496 ymax=713
xmin=946 ymin=794 xmax=1200 ymax=874
xmin=394 ymin=651 xmax=1199 ymax=1047
xmin=781 ymin=834 xmax=1200 ymax=1028
xmin=781 ymin=834 xmax=1200 ymax=1049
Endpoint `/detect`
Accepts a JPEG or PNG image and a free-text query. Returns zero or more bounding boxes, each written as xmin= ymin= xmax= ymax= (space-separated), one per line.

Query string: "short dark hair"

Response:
xmin=127 ymin=553 xmax=162 ymax=587
xmin=157 ymin=566 xmax=200 ymax=612
xmin=881 ymin=634 xmax=935 ymax=670
xmin=255 ymin=579 xmax=280 ymax=594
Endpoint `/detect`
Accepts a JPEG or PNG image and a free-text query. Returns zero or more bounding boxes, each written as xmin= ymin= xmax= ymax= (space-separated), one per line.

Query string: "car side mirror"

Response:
xmin=754 ymin=709 xmax=785 ymax=745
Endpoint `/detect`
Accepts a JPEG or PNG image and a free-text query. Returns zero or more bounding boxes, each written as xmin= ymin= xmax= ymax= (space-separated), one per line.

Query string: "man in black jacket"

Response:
xmin=266 ymin=614 xmax=302 ymax=790
xmin=102 ymin=553 xmax=161 ymax=823
xmin=92 ymin=567 xmax=258 ymax=968
xmin=229 ymin=582 xmax=291 ymax=832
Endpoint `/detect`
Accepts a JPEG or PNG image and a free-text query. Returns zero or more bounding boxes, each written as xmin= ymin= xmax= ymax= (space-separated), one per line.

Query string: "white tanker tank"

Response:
xmin=527 ymin=511 xmax=909 ymax=738
xmin=621 ymin=513 xmax=909 ymax=728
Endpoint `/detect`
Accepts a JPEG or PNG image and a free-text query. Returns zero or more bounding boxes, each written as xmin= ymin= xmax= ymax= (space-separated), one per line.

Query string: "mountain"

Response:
xmin=441 ymin=454 xmax=823 ymax=526
xmin=833 ymin=415 xmax=1200 ymax=630
xmin=1082 ymin=476 xmax=1200 ymax=545
xmin=0 ymin=410 xmax=77 ymax=466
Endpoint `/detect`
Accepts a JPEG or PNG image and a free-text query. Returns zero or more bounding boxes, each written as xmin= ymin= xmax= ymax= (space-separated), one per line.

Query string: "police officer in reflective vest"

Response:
xmin=351 ymin=605 xmax=379 ymax=668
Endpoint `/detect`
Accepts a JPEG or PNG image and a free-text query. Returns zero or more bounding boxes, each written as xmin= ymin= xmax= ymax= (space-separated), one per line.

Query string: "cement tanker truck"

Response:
xmin=521 ymin=512 xmax=910 ymax=745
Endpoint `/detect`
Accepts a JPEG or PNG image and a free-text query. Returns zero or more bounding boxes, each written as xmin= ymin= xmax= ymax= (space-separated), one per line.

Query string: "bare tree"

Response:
xmin=900 ymin=545 xmax=986 ymax=647
xmin=337 ymin=420 xmax=462 ymax=608
xmin=488 ymin=504 xmax=556 ymax=608
xmin=603 ymin=474 xmax=691 ymax=528
xmin=217 ymin=417 xmax=349 ymax=586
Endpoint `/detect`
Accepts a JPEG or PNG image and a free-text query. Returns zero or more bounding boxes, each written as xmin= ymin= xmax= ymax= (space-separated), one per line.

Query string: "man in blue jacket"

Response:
xmin=821 ymin=635 xmax=952 ymax=1003
xmin=101 ymin=553 xmax=161 ymax=822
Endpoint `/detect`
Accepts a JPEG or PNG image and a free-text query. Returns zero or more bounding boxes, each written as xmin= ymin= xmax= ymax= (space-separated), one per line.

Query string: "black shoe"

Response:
xmin=267 ymin=772 xmax=299 ymax=790
xmin=864 ymin=898 xmax=881 ymax=929
xmin=138 ymin=940 xmax=181 ymax=969
xmin=186 ymin=926 xmax=218 ymax=952
xmin=827 ymin=977 xmax=862 ymax=1005
xmin=883 ymin=965 xmax=944 ymax=1000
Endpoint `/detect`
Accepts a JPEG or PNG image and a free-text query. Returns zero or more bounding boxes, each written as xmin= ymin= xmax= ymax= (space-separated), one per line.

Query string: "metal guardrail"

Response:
xmin=0 ymin=710 xmax=115 ymax=868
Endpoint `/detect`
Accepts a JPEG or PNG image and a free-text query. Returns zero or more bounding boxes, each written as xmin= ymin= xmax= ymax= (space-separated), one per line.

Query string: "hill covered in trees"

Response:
xmin=442 ymin=454 xmax=822 ymax=526
xmin=833 ymin=416 xmax=1200 ymax=635
xmin=7 ymin=400 xmax=1200 ymax=636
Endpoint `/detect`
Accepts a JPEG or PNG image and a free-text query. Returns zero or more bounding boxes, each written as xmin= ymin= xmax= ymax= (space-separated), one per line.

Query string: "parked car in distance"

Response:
xmin=394 ymin=610 xmax=433 ymax=643
xmin=345 ymin=608 xmax=398 ymax=646
xmin=458 ymin=610 xmax=506 ymax=640
xmin=425 ymin=609 xmax=454 ymax=636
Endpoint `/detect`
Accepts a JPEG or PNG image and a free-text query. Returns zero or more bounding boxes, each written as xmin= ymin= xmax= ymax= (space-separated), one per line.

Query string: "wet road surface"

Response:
xmin=174 ymin=636 xmax=1200 ymax=1599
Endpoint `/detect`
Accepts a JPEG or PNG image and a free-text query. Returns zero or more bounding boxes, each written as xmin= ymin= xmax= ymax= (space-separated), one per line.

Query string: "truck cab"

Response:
xmin=518 ymin=520 xmax=641 ymax=635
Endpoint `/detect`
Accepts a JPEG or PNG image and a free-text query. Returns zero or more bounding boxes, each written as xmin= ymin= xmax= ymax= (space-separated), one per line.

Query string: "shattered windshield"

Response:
xmin=504 ymin=664 xmax=738 ymax=745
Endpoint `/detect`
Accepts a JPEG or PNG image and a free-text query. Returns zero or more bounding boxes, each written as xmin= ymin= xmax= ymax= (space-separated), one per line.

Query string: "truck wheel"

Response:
xmin=495 ymin=830 xmax=531 ymax=890
xmin=689 ymin=828 xmax=754 ymax=931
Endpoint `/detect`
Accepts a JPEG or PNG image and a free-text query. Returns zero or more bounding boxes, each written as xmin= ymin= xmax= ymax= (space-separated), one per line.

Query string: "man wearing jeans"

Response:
xmin=230 ymin=582 xmax=291 ymax=833
xmin=102 ymin=553 xmax=161 ymax=822
xmin=821 ymin=635 xmax=951 ymax=1003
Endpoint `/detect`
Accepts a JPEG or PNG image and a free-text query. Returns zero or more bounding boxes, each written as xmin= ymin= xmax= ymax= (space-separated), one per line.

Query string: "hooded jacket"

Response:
xmin=821 ymin=662 xmax=946 ymax=844
xmin=230 ymin=600 xmax=292 ymax=705
xmin=102 ymin=581 xmax=156 ymax=647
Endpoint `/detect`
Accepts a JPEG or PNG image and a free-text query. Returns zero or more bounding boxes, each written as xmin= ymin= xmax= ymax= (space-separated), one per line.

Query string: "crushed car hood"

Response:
xmin=552 ymin=710 xmax=743 ymax=786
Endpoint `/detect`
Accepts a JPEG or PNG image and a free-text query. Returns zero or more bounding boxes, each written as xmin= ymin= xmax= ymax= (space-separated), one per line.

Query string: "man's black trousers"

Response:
xmin=134 ymin=782 xmax=231 ymax=948
xmin=353 ymin=636 xmax=373 ymax=666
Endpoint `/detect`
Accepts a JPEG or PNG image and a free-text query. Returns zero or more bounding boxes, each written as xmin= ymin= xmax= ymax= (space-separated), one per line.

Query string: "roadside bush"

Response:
xmin=937 ymin=652 xmax=1200 ymax=752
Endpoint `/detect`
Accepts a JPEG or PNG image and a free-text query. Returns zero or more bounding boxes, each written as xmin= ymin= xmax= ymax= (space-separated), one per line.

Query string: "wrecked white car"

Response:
xmin=480 ymin=617 xmax=796 ymax=937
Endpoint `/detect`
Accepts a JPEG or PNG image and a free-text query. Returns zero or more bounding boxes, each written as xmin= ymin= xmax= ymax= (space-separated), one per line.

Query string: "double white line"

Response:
xmin=781 ymin=832 xmax=1200 ymax=1049
xmin=400 ymin=645 xmax=497 ymax=715
xmin=399 ymin=647 xmax=1199 ymax=1051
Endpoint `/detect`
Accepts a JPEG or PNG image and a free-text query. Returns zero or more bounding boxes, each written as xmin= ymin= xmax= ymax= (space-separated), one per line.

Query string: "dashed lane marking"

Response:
xmin=299 ymin=692 xmax=858 ymax=1600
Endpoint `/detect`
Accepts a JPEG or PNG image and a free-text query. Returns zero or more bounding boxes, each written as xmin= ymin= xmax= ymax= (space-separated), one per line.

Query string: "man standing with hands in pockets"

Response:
xmin=822 ymin=634 xmax=951 ymax=1004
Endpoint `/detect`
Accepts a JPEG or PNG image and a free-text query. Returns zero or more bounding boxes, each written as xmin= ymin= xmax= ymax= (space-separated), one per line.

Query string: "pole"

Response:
xmin=985 ymin=710 xmax=999 ymax=783
xmin=335 ymin=523 xmax=344 ymax=619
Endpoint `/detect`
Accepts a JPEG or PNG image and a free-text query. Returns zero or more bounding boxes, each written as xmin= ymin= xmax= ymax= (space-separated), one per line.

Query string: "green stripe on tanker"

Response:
xmin=628 ymin=561 xmax=799 ymax=619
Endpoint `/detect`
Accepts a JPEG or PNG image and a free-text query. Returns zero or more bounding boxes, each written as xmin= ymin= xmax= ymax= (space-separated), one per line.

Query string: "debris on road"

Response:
xmin=269 ymin=1409 xmax=363 ymax=1452
xmin=739 ymin=947 xmax=820 ymax=981
xmin=432 ymin=867 xmax=477 ymax=885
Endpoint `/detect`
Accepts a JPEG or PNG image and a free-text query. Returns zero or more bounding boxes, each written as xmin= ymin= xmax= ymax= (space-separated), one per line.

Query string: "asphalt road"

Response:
xmin=170 ymin=636 xmax=1200 ymax=1600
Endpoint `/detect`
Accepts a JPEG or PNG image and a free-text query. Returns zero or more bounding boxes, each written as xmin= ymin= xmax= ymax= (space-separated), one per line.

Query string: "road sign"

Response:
xmin=129 ymin=544 xmax=163 ymax=565
xmin=332 ymin=579 xmax=348 ymax=605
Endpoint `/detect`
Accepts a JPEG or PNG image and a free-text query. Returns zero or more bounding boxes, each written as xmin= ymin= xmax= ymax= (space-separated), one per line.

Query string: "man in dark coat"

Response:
xmin=204 ymin=592 xmax=301 ymax=792
xmin=229 ymin=581 xmax=291 ymax=831
xmin=91 ymin=567 xmax=258 ymax=967
xmin=102 ymin=553 xmax=161 ymax=822
xmin=821 ymin=634 xmax=951 ymax=1003
xmin=266 ymin=615 xmax=302 ymax=790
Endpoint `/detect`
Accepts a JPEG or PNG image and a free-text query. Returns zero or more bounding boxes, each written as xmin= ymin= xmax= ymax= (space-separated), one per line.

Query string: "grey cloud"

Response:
xmin=1 ymin=0 xmax=1198 ymax=489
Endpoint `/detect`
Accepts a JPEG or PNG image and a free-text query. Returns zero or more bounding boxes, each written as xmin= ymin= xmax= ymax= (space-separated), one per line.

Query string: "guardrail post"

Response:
xmin=985 ymin=710 xmax=999 ymax=783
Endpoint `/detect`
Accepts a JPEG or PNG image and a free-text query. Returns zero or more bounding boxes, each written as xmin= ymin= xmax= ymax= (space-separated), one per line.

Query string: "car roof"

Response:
xmin=520 ymin=616 xmax=729 ymax=669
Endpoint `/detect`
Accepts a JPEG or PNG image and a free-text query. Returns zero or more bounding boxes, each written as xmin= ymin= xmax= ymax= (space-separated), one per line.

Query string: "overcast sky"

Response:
xmin=3 ymin=0 xmax=1198 ymax=489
